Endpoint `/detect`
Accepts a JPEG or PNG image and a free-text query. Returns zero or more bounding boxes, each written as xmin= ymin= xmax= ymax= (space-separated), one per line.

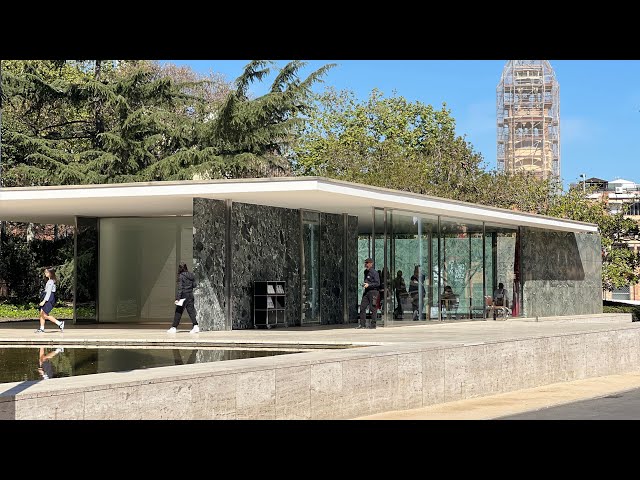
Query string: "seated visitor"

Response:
xmin=492 ymin=282 xmax=509 ymax=320
xmin=441 ymin=285 xmax=456 ymax=304
xmin=440 ymin=286 xmax=457 ymax=319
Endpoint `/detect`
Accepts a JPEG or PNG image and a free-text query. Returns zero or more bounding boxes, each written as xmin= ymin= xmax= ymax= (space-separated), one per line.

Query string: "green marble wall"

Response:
xmin=521 ymin=228 xmax=602 ymax=317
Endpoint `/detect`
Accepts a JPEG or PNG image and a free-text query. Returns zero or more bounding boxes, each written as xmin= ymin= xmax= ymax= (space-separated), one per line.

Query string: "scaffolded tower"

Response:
xmin=497 ymin=60 xmax=560 ymax=181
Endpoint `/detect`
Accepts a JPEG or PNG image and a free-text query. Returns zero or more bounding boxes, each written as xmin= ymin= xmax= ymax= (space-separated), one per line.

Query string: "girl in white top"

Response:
xmin=35 ymin=267 xmax=65 ymax=333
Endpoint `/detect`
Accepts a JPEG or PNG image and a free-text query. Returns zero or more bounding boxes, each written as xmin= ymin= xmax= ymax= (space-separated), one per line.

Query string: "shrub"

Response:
xmin=603 ymin=300 xmax=640 ymax=321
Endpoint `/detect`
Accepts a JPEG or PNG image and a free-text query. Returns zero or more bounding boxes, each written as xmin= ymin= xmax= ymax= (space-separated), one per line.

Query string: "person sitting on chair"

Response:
xmin=441 ymin=286 xmax=457 ymax=318
xmin=492 ymin=282 xmax=509 ymax=320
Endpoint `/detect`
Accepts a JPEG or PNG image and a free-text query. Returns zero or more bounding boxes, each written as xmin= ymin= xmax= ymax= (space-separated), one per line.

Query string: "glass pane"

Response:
xmin=75 ymin=217 xmax=98 ymax=322
xmin=302 ymin=211 xmax=320 ymax=324
xmin=612 ymin=285 xmax=631 ymax=300
xmin=98 ymin=217 xmax=193 ymax=323
xmin=485 ymin=223 xmax=518 ymax=317
xmin=357 ymin=234 xmax=371 ymax=304
xmin=374 ymin=208 xmax=386 ymax=323
xmin=470 ymin=233 xmax=484 ymax=318
xmin=387 ymin=210 xmax=438 ymax=323
xmin=440 ymin=217 xmax=484 ymax=320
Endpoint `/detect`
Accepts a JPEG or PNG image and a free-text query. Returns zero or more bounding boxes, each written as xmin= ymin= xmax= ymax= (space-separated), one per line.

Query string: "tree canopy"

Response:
xmin=292 ymin=86 xmax=640 ymax=292
xmin=1 ymin=64 xmax=638 ymax=293
xmin=1 ymin=59 xmax=333 ymax=185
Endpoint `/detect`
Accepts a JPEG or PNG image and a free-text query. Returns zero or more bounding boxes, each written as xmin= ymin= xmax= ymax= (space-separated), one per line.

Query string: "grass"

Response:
xmin=0 ymin=302 xmax=95 ymax=320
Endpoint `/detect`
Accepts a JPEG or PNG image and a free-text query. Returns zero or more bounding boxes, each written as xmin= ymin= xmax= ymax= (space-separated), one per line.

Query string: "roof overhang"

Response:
xmin=0 ymin=177 xmax=598 ymax=233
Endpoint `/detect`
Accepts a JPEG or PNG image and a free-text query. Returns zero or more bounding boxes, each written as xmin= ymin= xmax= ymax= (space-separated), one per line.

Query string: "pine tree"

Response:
xmin=143 ymin=60 xmax=334 ymax=180
xmin=2 ymin=60 xmax=333 ymax=185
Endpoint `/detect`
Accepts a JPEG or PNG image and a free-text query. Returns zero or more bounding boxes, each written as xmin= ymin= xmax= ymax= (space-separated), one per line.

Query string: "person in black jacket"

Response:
xmin=167 ymin=262 xmax=199 ymax=334
xmin=358 ymin=258 xmax=380 ymax=329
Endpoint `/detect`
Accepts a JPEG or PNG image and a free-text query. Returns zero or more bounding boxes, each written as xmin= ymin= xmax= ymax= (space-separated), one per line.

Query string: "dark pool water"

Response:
xmin=0 ymin=346 xmax=300 ymax=383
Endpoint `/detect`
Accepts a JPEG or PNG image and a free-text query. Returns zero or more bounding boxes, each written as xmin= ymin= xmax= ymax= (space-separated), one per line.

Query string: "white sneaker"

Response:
xmin=167 ymin=327 xmax=177 ymax=334
xmin=59 ymin=321 xmax=65 ymax=332
xmin=189 ymin=325 xmax=200 ymax=334
xmin=55 ymin=348 xmax=65 ymax=354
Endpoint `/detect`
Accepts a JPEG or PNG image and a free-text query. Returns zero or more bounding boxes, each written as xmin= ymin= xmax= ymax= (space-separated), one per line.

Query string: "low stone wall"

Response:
xmin=2 ymin=320 xmax=639 ymax=419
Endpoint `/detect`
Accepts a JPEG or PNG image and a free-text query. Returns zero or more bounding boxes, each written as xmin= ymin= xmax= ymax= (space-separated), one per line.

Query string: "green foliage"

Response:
xmin=545 ymin=186 xmax=640 ymax=291
xmin=293 ymin=86 xmax=640 ymax=292
xmin=0 ymin=302 xmax=94 ymax=320
xmin=56 ymin=257 xmax=75 ymax=301
xmin=2 ymin=60 xmax=216 ymax=185
xmin=0 ymin=236 xmax=40 ymax=301
xmin=147 ymin=60 xmax=334 ymax=180
xmin=2 ymin=60 xmax=334 ymax=186
xmin=0 ymin=230 xmax=75 ymax=302
xmin=602 ymin=301 xmax=640 ymax=321
xmin=292 ymin=88 xmax=485 ymax=199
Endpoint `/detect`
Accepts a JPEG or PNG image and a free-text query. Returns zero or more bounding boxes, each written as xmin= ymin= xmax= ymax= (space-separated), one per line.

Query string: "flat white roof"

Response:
xmin=0 ymin=177 xmax=597 ymax=233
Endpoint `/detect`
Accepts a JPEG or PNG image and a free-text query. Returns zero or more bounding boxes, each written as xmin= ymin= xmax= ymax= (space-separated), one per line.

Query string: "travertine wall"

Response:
xmin=2 ymin=316 xmax=636 ymax=420
xmin=521 ymin=228 xmax=602 ymax=317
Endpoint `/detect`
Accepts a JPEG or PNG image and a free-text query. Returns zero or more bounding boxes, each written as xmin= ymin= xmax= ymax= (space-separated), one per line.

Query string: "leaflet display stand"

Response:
xmin=253 ymin=281 xmax=287 ymax=329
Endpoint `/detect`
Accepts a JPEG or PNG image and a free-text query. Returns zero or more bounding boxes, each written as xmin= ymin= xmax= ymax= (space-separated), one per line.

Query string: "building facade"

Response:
xmin=584 ymin=177 xmax=640 ymax=301
xmin=1 ymin=177 xmax=601 ymax=329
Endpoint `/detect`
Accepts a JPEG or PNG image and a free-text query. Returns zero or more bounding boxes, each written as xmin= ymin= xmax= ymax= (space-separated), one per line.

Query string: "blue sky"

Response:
xmin=163 ymin=60 xmax=640 ymax=188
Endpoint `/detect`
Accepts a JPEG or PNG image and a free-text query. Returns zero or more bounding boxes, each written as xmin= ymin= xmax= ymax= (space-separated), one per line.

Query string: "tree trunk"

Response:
xmin=26 ymin=222 xmax=35 ymax=243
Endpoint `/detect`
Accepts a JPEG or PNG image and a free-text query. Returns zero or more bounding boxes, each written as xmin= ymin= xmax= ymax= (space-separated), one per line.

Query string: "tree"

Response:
xmin=293 ymin=86 xmax=639 ymax=292
xmin=292 ymin=87 xmax=560 ymax=209
xmin=546 ymin=186 xmax=640 ymax=291
xmin=144 ymin=60 xmax=335 ymax=180
xmin=1 ymin=60 xmax=232 ymax=185
xmin=2 ymin=60 xmax=335 ymax=185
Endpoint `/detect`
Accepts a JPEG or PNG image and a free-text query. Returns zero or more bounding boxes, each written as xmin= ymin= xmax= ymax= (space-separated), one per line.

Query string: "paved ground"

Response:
xmin=0 ymin=315 xmax=634 ymax=350
xmin=2 ymin=314 xmax=638 ymax=420
xmin=499 ymin=384 xmax=640 ymax=420
xmin=356 ymin=370 xmax=640 ymax=419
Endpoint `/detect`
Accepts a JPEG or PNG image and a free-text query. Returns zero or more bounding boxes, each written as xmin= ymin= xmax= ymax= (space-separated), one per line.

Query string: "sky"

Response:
xmin=163 ymin=60 xmax=640 ymax=188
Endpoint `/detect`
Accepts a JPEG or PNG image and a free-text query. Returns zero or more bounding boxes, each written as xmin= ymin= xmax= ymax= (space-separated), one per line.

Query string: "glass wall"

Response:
xmin=357 ymin=230 xmax=371 ymax=319
xmin=98 ymin=217 xmax=193 ymax=323
xmin=373 ymin=208 xmax=387 ymax=321
xmin=484 ymin=223 xmax=518 ymax=316
xmin=386 ymin=210 xmax=438 ymax=324
xmin=74 ymin=217 xmax=99 ymax=323
xmin=356 ymin=207 xmax=521 ymax=325
xmin=440 ymin=217 xmax=484 ymax=320
xmin=355 ymin=208 xmax=386 ymax=323
xmin=301 ymin=211 xmax=320 ymax=325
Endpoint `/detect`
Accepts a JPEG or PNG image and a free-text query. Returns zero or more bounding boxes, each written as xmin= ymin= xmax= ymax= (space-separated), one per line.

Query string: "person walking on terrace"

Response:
xmin=358 ymin=258 xmax=380 ymax=329
xmin=35 ymin=267 xmax=64 ymax=333
xmin=167 ymin=262 xmax=199 ymax=334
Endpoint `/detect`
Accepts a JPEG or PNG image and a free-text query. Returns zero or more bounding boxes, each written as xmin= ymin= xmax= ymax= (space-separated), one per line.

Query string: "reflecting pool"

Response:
xmin=0 ymin=346 xmax=300 ymax=383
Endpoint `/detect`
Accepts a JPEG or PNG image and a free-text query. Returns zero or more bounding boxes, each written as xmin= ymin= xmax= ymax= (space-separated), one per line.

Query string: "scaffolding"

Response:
xmin=497 ymin=60 xmax=560 ymax=181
